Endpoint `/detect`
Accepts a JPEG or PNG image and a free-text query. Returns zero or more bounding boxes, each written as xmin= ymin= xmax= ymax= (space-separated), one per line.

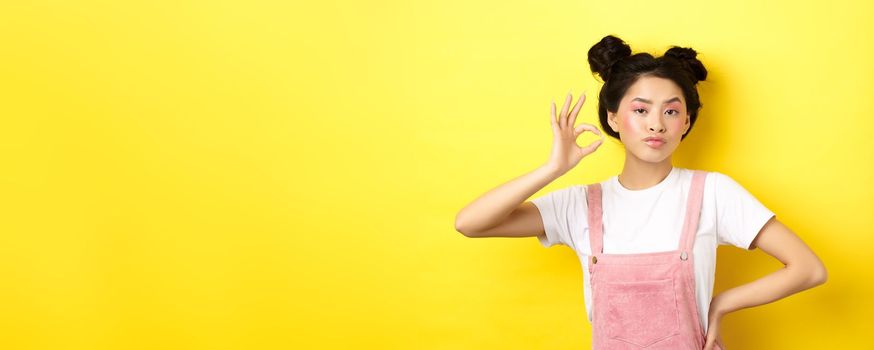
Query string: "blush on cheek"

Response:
xmin=622 ymin=115 xmax=634 ymax=133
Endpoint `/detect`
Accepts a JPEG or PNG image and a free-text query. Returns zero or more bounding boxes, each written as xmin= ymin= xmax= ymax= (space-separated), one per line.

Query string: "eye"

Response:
xmin=634 ymin=108 xmax=647 ymax=114
xmin=666 ymin=109 xmax=679 ymax=116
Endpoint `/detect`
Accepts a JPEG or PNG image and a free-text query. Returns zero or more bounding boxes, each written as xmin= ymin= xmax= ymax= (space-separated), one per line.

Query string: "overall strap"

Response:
xmin=585 ymin=183 xmax=604 ymax=261
xmin=677 ymin=170 xmax=708 ymax=253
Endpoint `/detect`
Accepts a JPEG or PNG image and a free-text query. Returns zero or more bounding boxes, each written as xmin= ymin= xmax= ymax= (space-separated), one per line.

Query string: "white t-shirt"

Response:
xmin=531 ymin=166 xmax=775 ymax=333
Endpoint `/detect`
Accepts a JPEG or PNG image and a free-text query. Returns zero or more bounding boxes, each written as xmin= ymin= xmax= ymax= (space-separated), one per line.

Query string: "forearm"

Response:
xmin=712 ymin=263 xmax=826 ymax=317
xmin=455 ymin=163 xmax=563 ymax=232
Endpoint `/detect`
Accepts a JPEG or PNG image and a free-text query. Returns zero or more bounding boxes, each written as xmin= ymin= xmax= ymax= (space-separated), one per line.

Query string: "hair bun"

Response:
xmin=588 ymin=35 xmax=632 ymax=82
xmin=664 ymin=46 xmax=707 ymax=83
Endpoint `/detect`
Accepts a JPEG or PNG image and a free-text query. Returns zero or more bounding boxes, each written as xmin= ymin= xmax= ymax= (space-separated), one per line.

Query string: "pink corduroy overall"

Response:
xmin=586 ymin=170 xmax=723 ymax=349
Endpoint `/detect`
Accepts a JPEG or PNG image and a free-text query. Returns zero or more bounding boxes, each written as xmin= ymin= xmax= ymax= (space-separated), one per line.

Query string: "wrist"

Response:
xmin=541 ymin=163 xmax=565 ymax=177
xmin=710 ymin=294 xmax=731 ymax=319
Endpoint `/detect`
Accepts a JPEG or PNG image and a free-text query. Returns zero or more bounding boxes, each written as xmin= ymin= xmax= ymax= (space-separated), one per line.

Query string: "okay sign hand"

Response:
xmin=546 ymin=91 xmax=605 ymax=175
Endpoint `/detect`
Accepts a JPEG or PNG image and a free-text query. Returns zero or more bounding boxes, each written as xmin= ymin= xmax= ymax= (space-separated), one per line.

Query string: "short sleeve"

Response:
xmin=530 ymin=185 xmax=585 ymax=249
xmin=713 ymin=172 xmax=776 ymax=250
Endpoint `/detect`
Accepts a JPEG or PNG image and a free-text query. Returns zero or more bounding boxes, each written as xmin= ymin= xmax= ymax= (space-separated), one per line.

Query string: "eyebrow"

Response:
xmin=631 ymin=97 xmax=682 ymax=105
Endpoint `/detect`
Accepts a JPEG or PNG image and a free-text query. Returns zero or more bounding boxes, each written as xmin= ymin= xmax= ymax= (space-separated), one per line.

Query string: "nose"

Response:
xmin=648 ymin=119 xmax=665 ymax=133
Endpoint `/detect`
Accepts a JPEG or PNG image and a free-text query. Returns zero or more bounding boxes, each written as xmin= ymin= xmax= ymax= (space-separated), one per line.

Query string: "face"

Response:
xmin=607 ymin=75 xmax=691 ymax=164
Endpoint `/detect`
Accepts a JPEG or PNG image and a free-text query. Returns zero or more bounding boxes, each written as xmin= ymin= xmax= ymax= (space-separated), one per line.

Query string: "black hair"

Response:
xmin=587 ymin=35 xmax=708 ymax=141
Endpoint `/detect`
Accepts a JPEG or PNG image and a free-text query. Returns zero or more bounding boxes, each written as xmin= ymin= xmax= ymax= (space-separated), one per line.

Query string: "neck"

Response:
xmin=618 ymin=153 xmax=674 ymax=191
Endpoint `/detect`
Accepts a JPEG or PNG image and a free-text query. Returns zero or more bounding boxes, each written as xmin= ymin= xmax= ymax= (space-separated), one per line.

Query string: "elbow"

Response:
xmin=455 ymin=225 xmax=480 ymax=238
xmin=454 ymin=214 xmax=477 ymax=238
xmin=455 ymin=222 xmax=471 ymax=237
xmin=811 ymin=263 xmax=828 ymax=286
xmin=816 ymin=264 xmax=828 ymax=285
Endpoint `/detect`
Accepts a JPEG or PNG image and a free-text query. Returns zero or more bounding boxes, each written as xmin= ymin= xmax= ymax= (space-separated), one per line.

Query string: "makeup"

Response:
xmin=645 ymin=139 xmax=665 ymax=148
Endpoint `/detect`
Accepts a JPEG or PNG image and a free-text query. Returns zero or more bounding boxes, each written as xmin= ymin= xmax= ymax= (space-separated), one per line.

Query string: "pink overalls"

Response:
xmin=586 ymin=170 xmax=723 ymax=349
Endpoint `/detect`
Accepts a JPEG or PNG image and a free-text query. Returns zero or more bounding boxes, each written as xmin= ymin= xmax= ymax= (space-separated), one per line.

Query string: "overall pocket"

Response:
xmin=603 ymin=278 xmax=680 ymax=347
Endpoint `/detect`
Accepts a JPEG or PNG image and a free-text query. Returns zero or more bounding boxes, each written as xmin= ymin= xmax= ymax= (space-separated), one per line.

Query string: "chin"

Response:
xmin=635 ymin=154 xmax=671 ymax=164
xmin=631 ymin=145 xmax=677 ymax=163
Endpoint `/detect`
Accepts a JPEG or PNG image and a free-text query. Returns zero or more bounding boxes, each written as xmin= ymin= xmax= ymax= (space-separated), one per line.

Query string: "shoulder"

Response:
xmin=539 ymin=177 xmax=612 ymax=201
xmin=704 ymin=170 xmax=744 ymax=191
xmin=677 ymin=167 xmax=722 ymax=177
xmin=695 ymin=170 xmax=762 ymax=202
xmin=679 ymin=168 xmax=731 ymax=186
xmin=531 ymin=184 xmax=588 ymax=204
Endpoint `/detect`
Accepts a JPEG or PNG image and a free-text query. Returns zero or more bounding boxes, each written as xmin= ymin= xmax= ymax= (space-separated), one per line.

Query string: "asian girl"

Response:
xmin=455 ymin=35 xmax=827 ymax=349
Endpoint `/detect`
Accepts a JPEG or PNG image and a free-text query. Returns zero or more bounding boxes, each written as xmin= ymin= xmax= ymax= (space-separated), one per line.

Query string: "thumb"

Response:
xmin=579 ymin=138 xmax=604 ymax=155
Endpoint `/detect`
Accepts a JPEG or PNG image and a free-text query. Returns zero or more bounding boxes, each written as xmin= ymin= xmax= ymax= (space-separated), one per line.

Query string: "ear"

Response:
xmin=607 ymin=111 xmax=620 ymax=133
xmin=682 ymin=113 xmax=691 ymax=135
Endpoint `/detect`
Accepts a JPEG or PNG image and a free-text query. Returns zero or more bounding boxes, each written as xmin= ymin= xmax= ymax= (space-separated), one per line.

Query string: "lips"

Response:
xmin=643 ymin=137 xmax=665 ymax=148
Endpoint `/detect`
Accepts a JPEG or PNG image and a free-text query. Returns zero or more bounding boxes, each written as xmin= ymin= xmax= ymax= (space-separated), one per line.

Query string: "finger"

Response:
xmin=574 ymin=123 xmax=602 ymax=138
xmin=574 ymin=122 xmax=603 ymax=137
xmin=703 ymin=330 xmax=716 ymax=349
xmin=568 ymin=91 xmax=586 ymax=128
xmin=560 ymin=92 xmax=572 ymax=127
xmin=592 ymin=123 xmax=604 ymax=136
xmin=550 ymin=102 xmax=558 ymax=132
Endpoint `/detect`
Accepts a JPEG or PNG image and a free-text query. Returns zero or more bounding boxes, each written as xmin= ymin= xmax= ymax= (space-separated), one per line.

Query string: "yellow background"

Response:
xmin=0 ymin=0 xmax=871 ymax=349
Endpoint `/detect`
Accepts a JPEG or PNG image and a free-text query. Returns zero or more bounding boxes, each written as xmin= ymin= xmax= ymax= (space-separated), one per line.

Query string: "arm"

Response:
xmin=710 ymin=216 xmax=828 ymax=317
xmin=454 ymin=163 xmax=562 ymax=237
xmin=705 ymin=216 xmax=827 ymax=348
xmin=455 ymin=92 xmax=603 ymax=237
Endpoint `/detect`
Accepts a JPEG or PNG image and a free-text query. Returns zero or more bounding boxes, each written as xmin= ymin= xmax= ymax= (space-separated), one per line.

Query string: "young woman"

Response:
xmin=454 ymin=35 xmax=828 ymax=349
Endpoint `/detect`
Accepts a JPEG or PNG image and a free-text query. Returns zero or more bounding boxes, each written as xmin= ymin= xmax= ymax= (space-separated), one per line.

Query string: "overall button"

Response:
xmin=592 ymin=256 xmax=598 ymax=264
xmin=680 ymin=251 xmax=688 ymax=260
